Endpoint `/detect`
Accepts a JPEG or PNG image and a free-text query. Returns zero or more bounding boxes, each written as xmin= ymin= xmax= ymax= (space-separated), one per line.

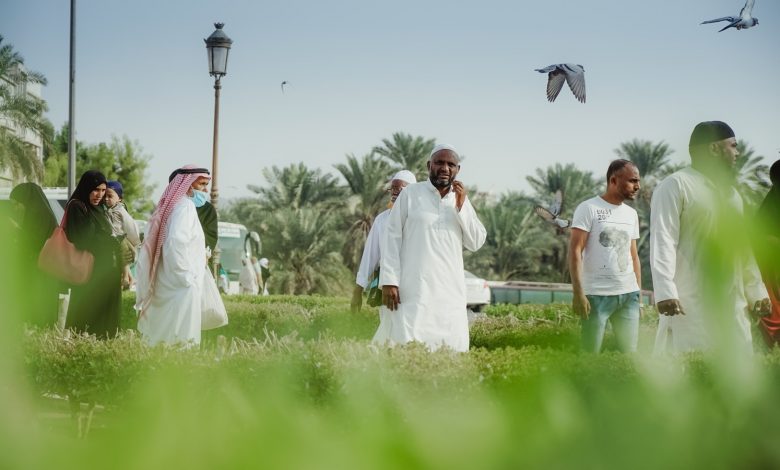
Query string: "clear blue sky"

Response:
xmin=3 ymin=0 xmax=779 ymax=201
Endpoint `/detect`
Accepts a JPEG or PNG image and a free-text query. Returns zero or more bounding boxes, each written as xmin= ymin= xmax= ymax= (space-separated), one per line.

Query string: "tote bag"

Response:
xmin=202 ymin=269 xmax=228 ymax=330
xmin=37 ymin=202 xmax=94 ymax=285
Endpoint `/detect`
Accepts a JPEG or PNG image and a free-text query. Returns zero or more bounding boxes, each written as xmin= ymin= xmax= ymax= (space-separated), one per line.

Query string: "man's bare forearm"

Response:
xmin=570 ymin=249 xmax=584 ymax=295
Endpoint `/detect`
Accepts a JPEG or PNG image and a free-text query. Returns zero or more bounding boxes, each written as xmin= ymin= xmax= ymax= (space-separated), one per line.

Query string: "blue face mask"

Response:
xmin=189 ymin=190 xmax=209 ymax=208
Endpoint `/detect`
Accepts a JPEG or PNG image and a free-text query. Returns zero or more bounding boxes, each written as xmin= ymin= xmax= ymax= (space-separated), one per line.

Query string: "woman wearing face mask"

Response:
xmin=64 ymin=170 xmax=123 ymax=337
xmin=135 ymin=165 xmax=211 ymax=345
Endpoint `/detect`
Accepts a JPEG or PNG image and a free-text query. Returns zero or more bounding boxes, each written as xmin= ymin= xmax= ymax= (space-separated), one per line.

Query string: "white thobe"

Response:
xmin=136 ymin=199 xmax=206 ymax=346
xmin=240 ymin=262 xmax=259 ymax=294
xmin=650 ymin=167 xmax=767 ymax=353
xmin=378 ymin=181 xmax=487 ymax=352
xmin=355 ymin=209 xmax=390 ymax=289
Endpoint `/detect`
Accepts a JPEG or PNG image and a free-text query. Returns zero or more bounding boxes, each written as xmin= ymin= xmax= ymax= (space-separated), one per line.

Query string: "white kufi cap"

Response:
xmin=430 ymin=144 xmax=460 ymax=160
xmin=390 ymin=170 xmax=416 ymax=185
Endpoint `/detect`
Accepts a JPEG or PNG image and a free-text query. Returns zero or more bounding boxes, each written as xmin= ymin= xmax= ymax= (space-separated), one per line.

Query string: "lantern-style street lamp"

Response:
xmin=204 ymin=22 xmax=232 ymax=278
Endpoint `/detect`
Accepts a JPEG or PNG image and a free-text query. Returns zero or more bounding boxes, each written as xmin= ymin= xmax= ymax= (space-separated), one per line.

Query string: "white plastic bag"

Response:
xmin=201 ymin=269 xmax=228 ymax=330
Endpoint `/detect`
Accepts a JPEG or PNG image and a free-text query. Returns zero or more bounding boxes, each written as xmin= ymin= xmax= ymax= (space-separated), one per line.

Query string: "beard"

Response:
xmin=430 ymin=175 xmax=451 ymax=189
xmin=712 ymin=147 xmax=738 ymax=184
xmin=713 ymin=154 xmax=738 ymax=186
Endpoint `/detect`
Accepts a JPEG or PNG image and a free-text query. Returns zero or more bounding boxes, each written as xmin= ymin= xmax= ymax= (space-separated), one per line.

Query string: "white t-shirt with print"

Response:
xmin=571 ymin=196 xmax=640 ymax=296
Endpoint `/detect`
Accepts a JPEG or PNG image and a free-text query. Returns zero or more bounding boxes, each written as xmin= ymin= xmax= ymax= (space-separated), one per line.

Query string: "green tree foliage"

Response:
xmin=0 ymin=35 xmax=49 ymax=182
xmin=334 ymin=153 xmax=393 ymax=273
xmin=734 ymin=140 xmax=770 ymax=211
xmin=228 ymin=163 xmax=351 ymax=294
xmin=527 ymin=163 xmax=601 ymax=282
xmin=41 ymin=125 xmax=68 ymax=187
xmin=465 ymin=192 xmax=555 ymax=281
xmin=262 ymin=206 xmax=350 ymax=295
xmin=42 ymin=125 xmax=156 ymax=217
xmin=372 ymin=132 xmax=435 ymax=181
xmin=220 ymin=134 xmax=772 ymax=293
xmin=220 ymin=197 xmax=265 ymax=233
xmin=527 ymin=163 xmax=602 ymax=216
xmin=615 ymin=139 xmax=674 ymax=178
xmin=248 ymin=163 xmax=346 ymax=211
xmin=100 ymin=136 xmax=156 ymax=216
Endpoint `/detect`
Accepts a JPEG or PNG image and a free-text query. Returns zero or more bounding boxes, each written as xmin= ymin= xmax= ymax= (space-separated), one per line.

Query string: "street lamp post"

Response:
xmin=204 ymin=22 xmax=233 ymax=278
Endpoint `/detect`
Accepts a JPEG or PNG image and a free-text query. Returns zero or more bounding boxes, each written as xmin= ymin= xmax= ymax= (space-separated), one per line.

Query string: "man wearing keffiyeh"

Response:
xmin=135 ymin=165 xmax=212 ymax=345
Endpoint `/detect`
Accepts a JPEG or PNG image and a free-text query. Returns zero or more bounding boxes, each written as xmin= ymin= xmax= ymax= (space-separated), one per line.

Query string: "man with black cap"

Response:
xmin=650 ymin=121 xmax=769 ymax=354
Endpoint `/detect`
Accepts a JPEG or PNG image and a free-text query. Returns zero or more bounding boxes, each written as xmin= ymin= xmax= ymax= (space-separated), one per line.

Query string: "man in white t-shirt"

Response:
xmin=569 ymin=159 xmax=642 ymax=353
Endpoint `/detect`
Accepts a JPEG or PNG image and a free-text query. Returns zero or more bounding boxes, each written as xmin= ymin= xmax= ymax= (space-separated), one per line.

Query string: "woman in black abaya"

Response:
xmin=9 ymin=182 xmax=61 ymax=326
xmin=64 ymin=171 xmax=122 ymax=337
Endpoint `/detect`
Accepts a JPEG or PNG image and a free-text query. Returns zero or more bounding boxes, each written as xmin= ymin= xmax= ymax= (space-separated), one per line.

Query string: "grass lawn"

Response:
xmin=6 ymin=293 xmax=780 ymax=469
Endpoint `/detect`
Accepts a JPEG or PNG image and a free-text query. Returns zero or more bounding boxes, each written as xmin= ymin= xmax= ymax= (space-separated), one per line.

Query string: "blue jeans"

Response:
xmin=581 ymin=291 xmax=640 ymax=353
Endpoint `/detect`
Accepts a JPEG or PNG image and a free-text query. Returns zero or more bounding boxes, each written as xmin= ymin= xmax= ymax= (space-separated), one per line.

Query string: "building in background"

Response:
xmin=0 ymin=61 xmax=46 ymax=188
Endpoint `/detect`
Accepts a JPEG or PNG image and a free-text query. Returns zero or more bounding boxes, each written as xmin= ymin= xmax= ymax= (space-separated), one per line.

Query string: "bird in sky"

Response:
xmin=701 ymin=0 xmax=758 ymax=32
xmin=534 ymin=190 xmax=570 ymax=229
xmin=281 ymin=81 xmax=288 ymax=93
xmin=535 ymin=64 xmax=586 ymax=103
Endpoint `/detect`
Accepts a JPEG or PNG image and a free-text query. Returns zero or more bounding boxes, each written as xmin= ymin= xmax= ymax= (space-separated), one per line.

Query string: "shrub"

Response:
xmin=11 ymin=295 xmax=780 ymax=468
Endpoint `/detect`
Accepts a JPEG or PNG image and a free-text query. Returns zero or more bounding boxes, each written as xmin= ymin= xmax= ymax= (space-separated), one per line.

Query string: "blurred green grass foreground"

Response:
xmin=4 ymin=293 xmax=780 ymax=469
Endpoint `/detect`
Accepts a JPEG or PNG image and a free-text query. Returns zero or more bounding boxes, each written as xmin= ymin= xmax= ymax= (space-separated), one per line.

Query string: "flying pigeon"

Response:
xmin=535 ymin=64 xmax=586 ymax=103
xmin=701 ymin=0 xmax=758 ymax=32
xmin=534 ymin=190 xmax=570 ymax=229
xmin=281 ymin=81 xmax=288 ymax=93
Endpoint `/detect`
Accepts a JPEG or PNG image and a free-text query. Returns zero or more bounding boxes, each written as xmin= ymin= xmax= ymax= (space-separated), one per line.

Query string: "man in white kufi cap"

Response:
xmin=377 ymin=144 xmax=487 ymax=352
xmin=351 ymin=169 xmax=417 ymax=312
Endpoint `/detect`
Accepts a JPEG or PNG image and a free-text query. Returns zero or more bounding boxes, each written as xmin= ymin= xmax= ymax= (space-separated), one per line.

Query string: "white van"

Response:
xmin=136 ymin=219 xmax=262 ymax=294
xmin=0 ymin=186 xmax=68 ymax=222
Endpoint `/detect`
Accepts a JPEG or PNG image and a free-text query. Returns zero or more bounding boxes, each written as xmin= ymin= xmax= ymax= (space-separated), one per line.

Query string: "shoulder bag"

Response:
xmin=37 ymin=202 xmax=95 ymax=285
xmin=202 ymin=268 xmax=228 ymax=330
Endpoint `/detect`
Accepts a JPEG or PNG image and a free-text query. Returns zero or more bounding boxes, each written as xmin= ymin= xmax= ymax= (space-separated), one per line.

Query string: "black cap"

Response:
xmin=770 ymin=160 xmax=780 ymax=185
xmin=689 ymin=121 xmax=735 ymax=148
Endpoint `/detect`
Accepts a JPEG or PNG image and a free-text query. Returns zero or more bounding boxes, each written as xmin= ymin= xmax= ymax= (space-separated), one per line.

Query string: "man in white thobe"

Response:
xmin=239 ymin=258 xmax=259 ymax=295
xmin=351 ymin=169 xmax=417 ymax=312
xmin=378 ymin=145 xmax=487 ymax=352
xmin=136 ymin=166 xmax=212 ymax=346
xmin=651 ymin=121 xmax=769 ymax=354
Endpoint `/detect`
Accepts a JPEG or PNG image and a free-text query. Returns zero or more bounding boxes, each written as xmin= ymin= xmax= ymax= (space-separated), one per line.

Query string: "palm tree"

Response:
xmin=735 ymin=141 xmax=770 ymax=211
xmin=527 ymin=163 xmax=601 ymax=282
xmin=613 ymin=138 xmax=676 ymax=212
xmin=221 ymin=197 xmax=266 ymax=234
xmin=527 ymin=163 xmax=602 ymax=218
xmin=249 ymin=163 xmax=347 ymax=212
xmin=372 ymin=132 xmax=435 ymax=181
xmin=333 ymin=153 xmax=393 ymax=273
xmin=615 ymin=139 xmax=674 ymax=179
xmin=262 ymin=206 xmax=349 ymax=295
xmin=0 ymin=35 xmax=49 ymax=182
xmin=466 ymin=192 xmax=555 ymax=281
